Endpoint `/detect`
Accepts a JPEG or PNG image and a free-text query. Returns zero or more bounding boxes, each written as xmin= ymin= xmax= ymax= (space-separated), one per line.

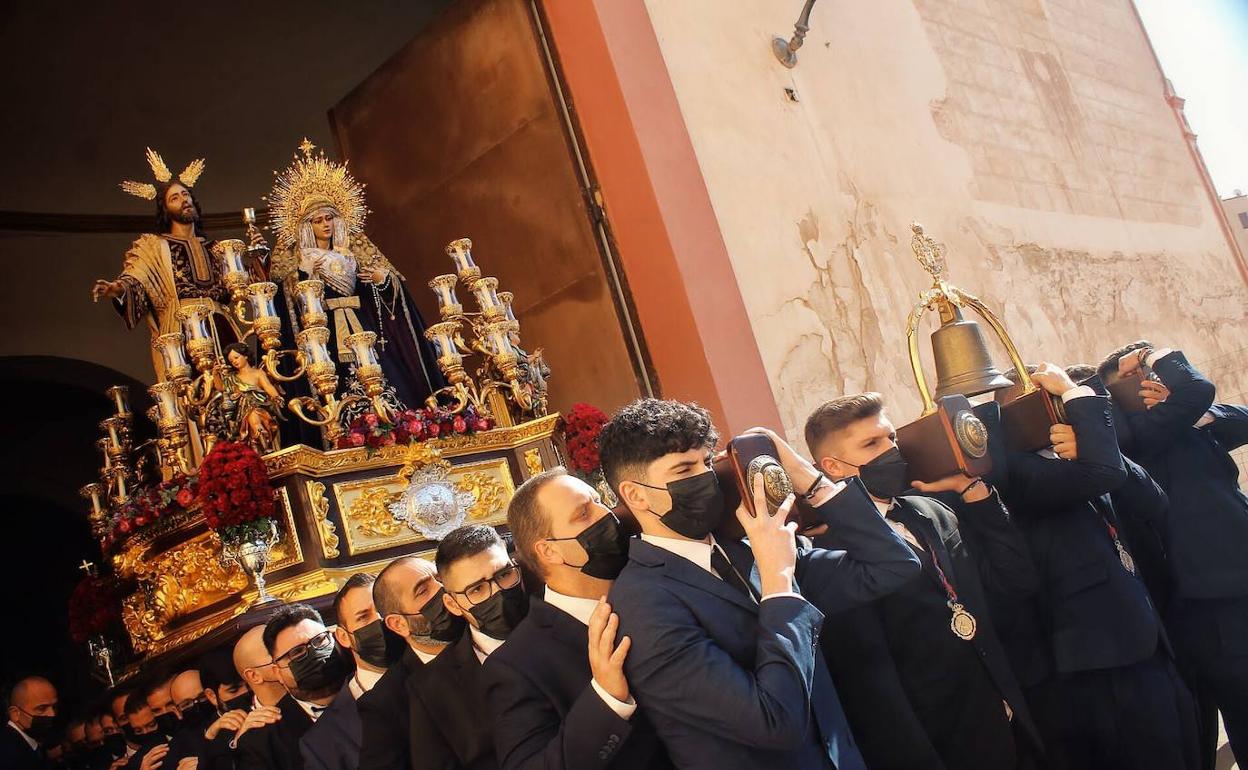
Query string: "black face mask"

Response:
xmin=221 ymin=691 xmax=252 ymax=713
xmin=640 ymin=470 xmax=724 ymax=540
xmin=180 ymin=700 xmax=216 ymax=727
xmin=20 ymin=712 xmax=57 ymax=744
xmin=288 ymin=637 xmax=351 ymax=697
xmin=841 ymin=446 xmax=911 ymax=500
xmin=351 ymin=618 xmax=406 ymax=668
xmin=154 ymin=711 xmax=179 ymax=739
xmin=416 ymin=588 xmax=467 ymax=643
xmin=102 ymin=733 xmax=126 ymax=757
xmin=549 ymin=512 xmax=630 ymax=580
xmin=467 ymin=583 xmax=529 ymax=640
xmin=123 ymin=727 xmax=163 ymax=751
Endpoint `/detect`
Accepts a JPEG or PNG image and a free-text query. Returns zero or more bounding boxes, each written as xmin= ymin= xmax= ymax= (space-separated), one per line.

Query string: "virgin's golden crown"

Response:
xmin=266 ymin=138 xmax=369 ymax=249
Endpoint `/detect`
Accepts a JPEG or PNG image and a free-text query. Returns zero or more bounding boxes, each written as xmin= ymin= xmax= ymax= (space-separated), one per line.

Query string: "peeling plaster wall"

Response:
xmin=641 ymin=0 xmax=1248 ymax=460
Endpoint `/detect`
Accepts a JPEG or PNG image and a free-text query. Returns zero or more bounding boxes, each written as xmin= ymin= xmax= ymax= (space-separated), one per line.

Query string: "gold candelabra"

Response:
xmin=426 ymin=238 xmax=549 ymax=426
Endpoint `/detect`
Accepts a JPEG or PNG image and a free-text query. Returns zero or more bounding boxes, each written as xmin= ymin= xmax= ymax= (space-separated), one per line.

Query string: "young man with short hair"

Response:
xmin=805 ymin=391 xmax=1042 ymax=769
xmin=601 ymin=398 xmax=921 ymax=770
xmin=408 ymin=525 xmax=529 ymax=769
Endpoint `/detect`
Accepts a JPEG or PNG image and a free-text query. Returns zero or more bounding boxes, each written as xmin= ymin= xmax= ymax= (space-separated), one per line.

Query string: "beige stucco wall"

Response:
xmin=642 ymin=0 xmax=1248 ymax=451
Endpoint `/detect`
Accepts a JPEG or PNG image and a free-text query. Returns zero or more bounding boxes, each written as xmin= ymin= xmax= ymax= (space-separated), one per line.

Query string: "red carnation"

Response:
xmin=175 ymin=488 xmax=194 ymax=507
xmin=453 ymin=416 xmax=467 ymax=434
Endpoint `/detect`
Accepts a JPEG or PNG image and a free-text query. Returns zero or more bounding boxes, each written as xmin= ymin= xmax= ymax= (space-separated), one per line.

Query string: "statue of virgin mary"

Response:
xmin=266 ymin=139 xmax=443 ymax=417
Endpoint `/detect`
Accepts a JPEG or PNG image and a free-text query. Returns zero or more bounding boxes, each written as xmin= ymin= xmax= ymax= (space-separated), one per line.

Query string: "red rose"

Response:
xmin=350 ymin=433 xmax=366 ymax=447
xmin=118 ymin=519 xmax=132 ymax=534
xmin=176 ymin=488 xmax=194 ymax=507
xmin=135 ymin=515 xmax=148 ymax=527
xmin=453 ymin=416 xmax=467 ymax=434
xmin=365 ymin=413 xmax=379 ymax=427
xmin=428 ymin=422 xmax=441 ymax=437
xmin=381 ymin=432 xmax=397 ymax=446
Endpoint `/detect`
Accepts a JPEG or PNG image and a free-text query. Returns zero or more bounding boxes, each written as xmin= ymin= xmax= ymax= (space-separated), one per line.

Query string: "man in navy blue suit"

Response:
xmin=483 ymin=467 xmax=673 ymax=769
xmin=300 ymin=573 xmax=393 ymax=770
xmin=600 ymin=398 xmax=921 ymax=770
xmin=1098 ymin=342 xmax=1248 ymax=767
xmin=804 ymin=391 xmax=1043 ymax=770
xmin=994 ymin=362 xmax=1198 ymax=770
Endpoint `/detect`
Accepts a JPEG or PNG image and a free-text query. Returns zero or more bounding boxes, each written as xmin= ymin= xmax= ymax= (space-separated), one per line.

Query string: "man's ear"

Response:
xmin=533 ymin=539 xmax=563 ymax=574
xmin=443 ymin=591 xmax=466 ymax=619
xmin=819 ymin=455 xmax=849 ymax=479
xmin=333 ymin=626 xmax=352 ymax=651
xmin=203 ymin=689 xmax=219 ymax=709
xmin=383 ymin=614 xmax=410 ymax=638
xmin=616 ymin=479 xmax=650 ymax=515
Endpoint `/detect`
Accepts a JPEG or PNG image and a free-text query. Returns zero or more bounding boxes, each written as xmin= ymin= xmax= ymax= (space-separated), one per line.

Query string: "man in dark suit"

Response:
xmin=359 ymin=556 xmax=459 ymax=770
xmin=300 ymin=573 xmax=391 ymax=770
xmin=996 ymin=362 xmax=1198 ymax=770
xmin=804 ymin=392 xmax=1042 ymax=769
xmin=186 ymin=647 xmax=252 ymax=770
xmin=408 ymin=525 xmax=530 ymax=769
xmin=483 ymin=467 xmax=673 ymax=769
xmin=1098 ymin=343 xmax=1248 ymax=766
xmin=3 ymin=676 xmax=58 ymax=770
xmin=119 ymin=693 xmax=167 ymax=770
xmin=236 ymin=604 xmax=351 ymax=770
xmin=599 ymin=398 xmax=922 ymax=770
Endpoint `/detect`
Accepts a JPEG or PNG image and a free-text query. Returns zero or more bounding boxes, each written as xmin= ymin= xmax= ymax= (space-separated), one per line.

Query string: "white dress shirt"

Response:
xmin=293 ymin=696 xmax=332 ymax=722
xmin=413 ymin=647 xmax=440 ymax=664
xmin=348 ymin=666 xmax=385 ymax=700
xmin=543 ymin=586 xmax=638 ymax=720
xmin=6 ymin=720 xmax=37 ymax=750
xmin=470 ymin=626 xmax=506 ymax=664
xmin=639 ymin=533 xmax=802 ymax=601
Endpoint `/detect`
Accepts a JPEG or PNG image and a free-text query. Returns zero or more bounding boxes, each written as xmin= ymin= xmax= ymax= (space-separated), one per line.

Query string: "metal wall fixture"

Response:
xmin=772 ymin=0 xmax=819 ymax=68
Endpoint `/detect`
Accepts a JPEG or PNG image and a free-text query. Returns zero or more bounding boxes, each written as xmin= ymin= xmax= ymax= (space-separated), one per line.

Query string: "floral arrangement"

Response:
xmin=105 ymin=472 xmax=198 ymax=548
xmin=563 ymin=402 xmax=608 ymax=475
xmin=336 ymin=405 xmax=492 ymax=452
xmin=197 ymin=441 xmax=276 ymax=544
xmin=67 ymin=574 xmax=126 ymax=644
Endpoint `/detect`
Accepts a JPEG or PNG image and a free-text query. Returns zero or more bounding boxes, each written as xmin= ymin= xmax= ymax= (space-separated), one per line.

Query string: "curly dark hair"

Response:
xmin=1096 ymin=339 xmax=1154 ymax=382
xmin=154 ymin=182 xmax=206 ymax=237
xmin=598 ymin=398 xmax=719 ymax=491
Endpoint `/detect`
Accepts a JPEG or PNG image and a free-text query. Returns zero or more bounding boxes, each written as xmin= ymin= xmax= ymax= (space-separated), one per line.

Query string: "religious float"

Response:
xmin=71 ymin=144 xmax=569 ymax=681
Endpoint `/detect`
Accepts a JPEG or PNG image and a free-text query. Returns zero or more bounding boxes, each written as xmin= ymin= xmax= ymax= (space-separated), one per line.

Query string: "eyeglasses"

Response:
xmin=449 ymin=562 xmax=522 ymax=606
xmin=273 ymin=630 xmax=334 ymax=668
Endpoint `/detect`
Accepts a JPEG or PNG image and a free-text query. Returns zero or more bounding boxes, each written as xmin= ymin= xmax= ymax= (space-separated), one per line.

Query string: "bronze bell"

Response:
xmin=931 ymin=304 xmax=1013 ymax=399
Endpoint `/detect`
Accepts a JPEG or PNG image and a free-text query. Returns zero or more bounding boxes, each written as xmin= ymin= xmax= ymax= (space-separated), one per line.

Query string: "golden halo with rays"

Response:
xmin=265 ymin=138 xmax=369 ymax=250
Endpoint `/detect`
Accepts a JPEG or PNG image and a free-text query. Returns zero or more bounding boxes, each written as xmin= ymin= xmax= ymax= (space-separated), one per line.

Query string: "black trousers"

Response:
xmin=1043 ymin=651 xmax=1200 ymax=770
xmin=1168 ymin=595 xmax=1248 ymax=769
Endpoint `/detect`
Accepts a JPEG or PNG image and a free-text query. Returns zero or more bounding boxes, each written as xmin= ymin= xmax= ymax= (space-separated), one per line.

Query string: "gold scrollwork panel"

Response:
xmin=333 ymin=457 xmax=516 ymax=556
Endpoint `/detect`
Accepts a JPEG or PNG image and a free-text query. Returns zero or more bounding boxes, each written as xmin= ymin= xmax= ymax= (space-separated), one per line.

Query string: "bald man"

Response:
xmin=358 ymin=556 xmax=459 ymax=770
xmin=229 ymin=624 xmax=289 ymax=751
xmin=164 ymin=670 xmax=216 ymax=770
xmin=3 ymin=675 xmax=58 ymax=770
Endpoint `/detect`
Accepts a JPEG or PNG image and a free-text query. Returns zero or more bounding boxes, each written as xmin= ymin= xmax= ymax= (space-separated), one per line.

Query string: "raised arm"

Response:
xmin=1124 ymin=349 xmax=1216 ymax=456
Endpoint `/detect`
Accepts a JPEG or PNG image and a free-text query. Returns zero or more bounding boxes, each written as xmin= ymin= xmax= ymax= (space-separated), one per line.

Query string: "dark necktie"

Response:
xmin=711 ymin=546 xmax=757 ymax=599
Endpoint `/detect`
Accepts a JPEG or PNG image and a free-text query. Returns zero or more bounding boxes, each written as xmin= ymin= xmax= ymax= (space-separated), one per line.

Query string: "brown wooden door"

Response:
xmin=329 ymin=0 xmax=650 ymax=418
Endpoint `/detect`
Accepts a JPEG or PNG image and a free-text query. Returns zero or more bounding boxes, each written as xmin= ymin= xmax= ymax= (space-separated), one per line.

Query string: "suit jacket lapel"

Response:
xmin=894 ymin=500 xmax=956 ymax=595
xmin=633 ymin=539 xmax=759 ymax=614
xmin=532 ymin=597 xmax=591 ymax=656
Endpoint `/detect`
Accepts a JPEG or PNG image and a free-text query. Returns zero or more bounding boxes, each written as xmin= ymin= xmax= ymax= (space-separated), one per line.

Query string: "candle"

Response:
xmin=346 ymin=331 xmax=380 ymax=369
xmin=153 ymin=333 xmax=192 ymax=383
xmin=79 ymin=483 xmax=106 ymax=518
xmin=148 ymin=381 xmax=185 ymax=426
xmin=295 ymin=280 xmax=328 ymax=329
xmin=446 ymin=238 xmax=481 ymax=281
xmin=105 ymin=385 xmax=131 ymax=417
xmin=429 ymin=274 xmax=462 ymax=319
xmin=470 ymin=277 xmax=503 ymax=319
xmin=497 ymin=291 xmax=517 ymax=323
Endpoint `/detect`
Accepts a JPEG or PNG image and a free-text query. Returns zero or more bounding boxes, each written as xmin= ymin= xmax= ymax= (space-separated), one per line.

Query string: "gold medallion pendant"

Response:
xmin=1116 ymin=542 xmax=1136 ymax=575
xmin=949 ymin=601 xmax=977 ymax=641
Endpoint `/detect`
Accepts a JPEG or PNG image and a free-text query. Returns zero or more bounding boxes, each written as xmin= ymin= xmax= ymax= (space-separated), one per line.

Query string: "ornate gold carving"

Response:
xmin=349 ymin=488 xmax=403 ymax=538
xmin=524 ymin=448 xmax=544 ymax=477
xmin=456 ymin=471 xmax=508 ymax=521
xmin=264 ymin=414 xmax=561 ymax=479
xmin=121 ymin=531 xmax=248 ymax=651
xmin=307 ymin=481 xmax=340 ymax=559
xmin=333 ymin=457 xmax=515 ymax=556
